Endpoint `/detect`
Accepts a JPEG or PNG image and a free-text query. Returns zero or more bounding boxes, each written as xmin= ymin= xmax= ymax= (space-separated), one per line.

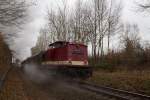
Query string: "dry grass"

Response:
xmin=88 ymin=68 xmax=150 ymax=95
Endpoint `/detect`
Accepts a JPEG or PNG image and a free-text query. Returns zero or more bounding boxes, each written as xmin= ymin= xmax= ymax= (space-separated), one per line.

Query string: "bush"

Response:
xmin=96 ymin=63 xmax=115 ymax=71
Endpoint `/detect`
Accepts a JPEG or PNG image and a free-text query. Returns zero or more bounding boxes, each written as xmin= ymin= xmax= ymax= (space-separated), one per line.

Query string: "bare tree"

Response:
xmin=32 ymin=27 xmax=51 ymax=55
xmin=87 ymin=0 xmax=122 ymax=62
xmin=48 ymin=0 xmax=70 ymax=41
xmin=88 ymin=0 xmax=108 ymax=61
xmin=120 ymin=23 xmax=142 ymax=65
xmin=0 ymin=0 xmax=28 ymax=27
xmin=70 ymin=0 xmax=92 ymax=44
xmin=48 ymin=0 xmax=91 ymax=44
xmin=137 ymin=0 xmax=150 ymax=11
xmin=107 ymin=0 xmax=122 ymax=53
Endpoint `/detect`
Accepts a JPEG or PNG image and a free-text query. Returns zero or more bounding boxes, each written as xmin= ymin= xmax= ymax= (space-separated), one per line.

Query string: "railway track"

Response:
xmin=1 ymin=64 xmax=150 ymax=100
xmin=75 ymin=81 xmax=150 ymax=100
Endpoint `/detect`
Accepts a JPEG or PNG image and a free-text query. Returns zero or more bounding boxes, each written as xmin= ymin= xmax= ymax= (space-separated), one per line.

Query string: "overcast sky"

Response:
xmin=5 ymin=0 xmax=150 ymax=61
xmin=37 ymin=0 xmax=150 ymax=41
xmin=122 ymin=0 xmax=150 ymax=41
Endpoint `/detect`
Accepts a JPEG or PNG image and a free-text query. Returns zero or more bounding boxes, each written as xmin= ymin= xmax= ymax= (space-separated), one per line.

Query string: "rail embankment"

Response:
xmin=88 ymin=67 xmax=150 ymax=96
xmin=0 ymin=33 xmax=12 ymax=74
xmin=0 ymin=33 xmax=28 ymax=100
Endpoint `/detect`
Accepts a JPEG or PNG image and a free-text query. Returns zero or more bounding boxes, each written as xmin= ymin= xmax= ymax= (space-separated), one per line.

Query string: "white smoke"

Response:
xmin=23 ymin=63 xmax=50 ymax=83
xmin=1 ymin=0 xmax=49 ymax=61
xmin=12 ymin=0 xmax=48 ymax=61
xmin=1 ymin=0 xmax=79 ymax=61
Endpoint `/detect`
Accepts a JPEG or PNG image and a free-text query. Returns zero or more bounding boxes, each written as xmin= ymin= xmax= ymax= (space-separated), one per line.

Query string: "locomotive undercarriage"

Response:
xmin=40 ymin=65 xmax=92 ymax=79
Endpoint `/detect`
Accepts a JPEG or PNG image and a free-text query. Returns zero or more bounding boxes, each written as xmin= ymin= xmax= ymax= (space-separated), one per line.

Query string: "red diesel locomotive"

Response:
xmin=43 ymin=41 xmax=88 ymax=66
xmin=22 ymin=41 xmax=92 ymax=78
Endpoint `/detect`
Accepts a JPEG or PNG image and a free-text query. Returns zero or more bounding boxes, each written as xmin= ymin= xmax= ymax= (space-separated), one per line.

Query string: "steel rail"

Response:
xmin=76 ymin=81 xmax=150 ymax=100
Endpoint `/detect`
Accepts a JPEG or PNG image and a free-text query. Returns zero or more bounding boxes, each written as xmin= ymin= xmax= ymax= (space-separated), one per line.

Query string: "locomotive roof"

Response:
xmin=49 ymin=41 xmax=86 ymax=46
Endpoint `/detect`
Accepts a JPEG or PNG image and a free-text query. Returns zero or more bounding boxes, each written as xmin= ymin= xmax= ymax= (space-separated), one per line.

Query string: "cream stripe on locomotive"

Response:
xmin=42 ymin=61 xmax=88 ymax=66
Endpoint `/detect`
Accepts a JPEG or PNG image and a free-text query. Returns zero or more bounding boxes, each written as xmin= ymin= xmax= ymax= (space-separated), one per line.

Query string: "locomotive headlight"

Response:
xmin=84 ymin=60 xmax=88 ymax=65
xmin=69 ymin=58 xmax=72 ymax=64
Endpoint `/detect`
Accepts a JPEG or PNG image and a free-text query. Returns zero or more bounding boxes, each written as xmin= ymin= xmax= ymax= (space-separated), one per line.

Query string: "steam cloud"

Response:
xmin=23 ymin=63 xmax=50 ymax=83
xmin=1 ymin=0 xmax=49 ymax=61
xmin=0 ymin=0 xmax=78 ymax=61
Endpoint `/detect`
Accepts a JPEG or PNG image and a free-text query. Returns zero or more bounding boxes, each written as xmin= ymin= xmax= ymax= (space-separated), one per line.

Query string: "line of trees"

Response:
xmin=105 ymin=23 xmax=150 ymax=67
xmin=47 ymin=0 xmax=122 ymax=59
xmin=33 ymin=0 xmax=122 ymax=57
xmin=33 ymin=0 xmax=150 ymax=67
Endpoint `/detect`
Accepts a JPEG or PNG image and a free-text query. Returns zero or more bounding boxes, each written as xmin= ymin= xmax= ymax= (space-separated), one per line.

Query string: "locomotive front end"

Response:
xmin=42 ymin=41 xmax=92 ymax=78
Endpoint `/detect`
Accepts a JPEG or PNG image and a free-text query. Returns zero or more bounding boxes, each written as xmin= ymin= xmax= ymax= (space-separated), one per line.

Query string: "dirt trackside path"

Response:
xmin=0 ymin=67 xmax=28 ymax=100
xmin=0 ymin=66 xmax=55 ymax=100
xmin=22 ymin=72 xmax=110 ymax=100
